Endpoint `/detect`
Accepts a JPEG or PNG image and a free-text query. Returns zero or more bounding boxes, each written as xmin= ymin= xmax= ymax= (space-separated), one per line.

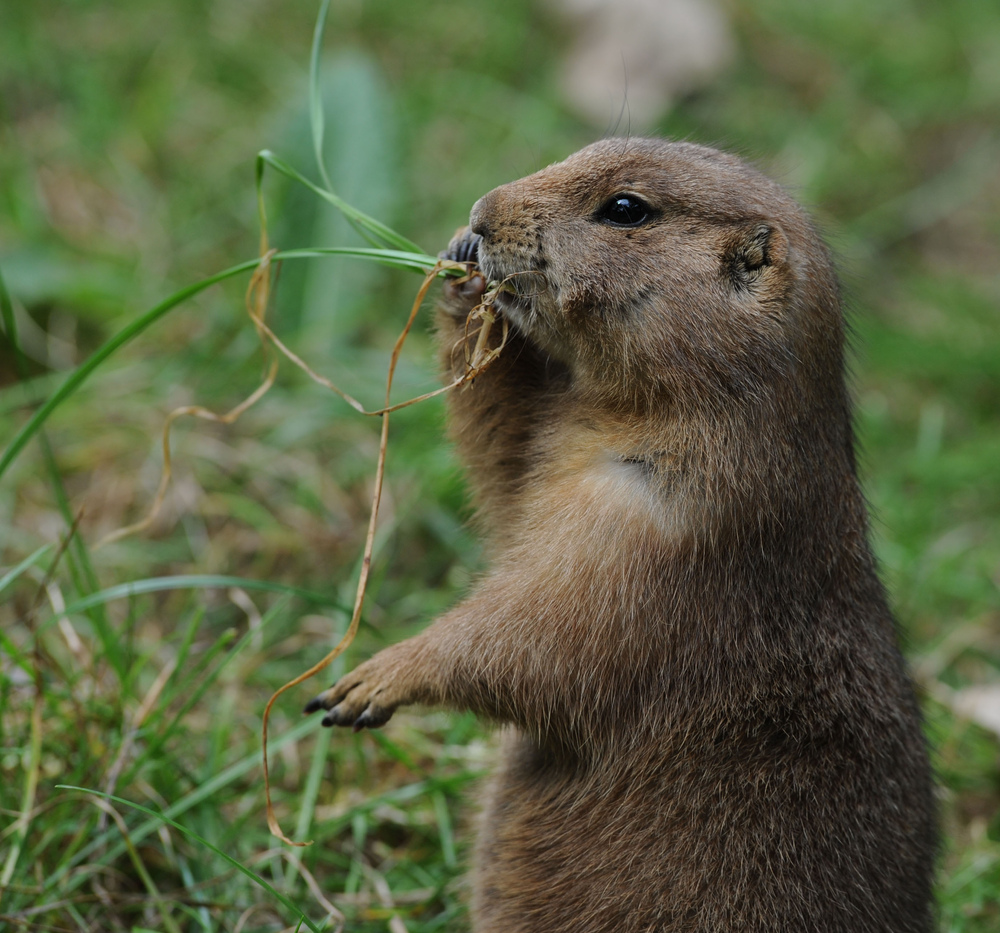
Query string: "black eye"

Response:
xmin=596 ymin=194 xmax=652 ymax=228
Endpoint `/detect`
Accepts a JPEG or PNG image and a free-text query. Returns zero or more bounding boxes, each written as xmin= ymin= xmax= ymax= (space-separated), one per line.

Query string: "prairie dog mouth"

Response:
xmin=483 ymin=267 xmax=546 ymax=334
xmin=479 ymin=253 xmax=546 ymax=303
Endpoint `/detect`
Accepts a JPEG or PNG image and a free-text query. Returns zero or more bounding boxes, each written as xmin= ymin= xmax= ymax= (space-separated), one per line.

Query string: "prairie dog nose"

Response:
xmin=469 ymin=189 xmax=501 ymax=240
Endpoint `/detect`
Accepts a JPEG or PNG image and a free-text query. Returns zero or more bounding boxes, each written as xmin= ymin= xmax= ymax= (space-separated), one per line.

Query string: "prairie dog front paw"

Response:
xmin=440 ymin=228 xmax=486 ymax=316
xmin=442 ymin=226 xmax=482 ymax=266
xmin=304 ymin=651 xmax=415 ymax=732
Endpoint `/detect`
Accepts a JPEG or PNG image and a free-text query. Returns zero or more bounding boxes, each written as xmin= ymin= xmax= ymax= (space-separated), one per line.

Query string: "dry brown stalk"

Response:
xmin=95 ymin=252 xmax=282 ymax=549
xmin=83 ymin=237 xmax=508 ymax=850
xmin=262 ymin=262 xmax=507 ymax=846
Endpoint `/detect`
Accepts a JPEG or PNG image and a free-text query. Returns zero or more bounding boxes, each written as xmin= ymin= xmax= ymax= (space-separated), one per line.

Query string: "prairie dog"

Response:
xmin=307 ymin=138 xmax=936 ymax=932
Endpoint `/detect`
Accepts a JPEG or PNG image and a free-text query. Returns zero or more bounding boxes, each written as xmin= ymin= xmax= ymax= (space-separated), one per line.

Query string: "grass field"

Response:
xmin=2 ymin=0 xmax=999 ymax=930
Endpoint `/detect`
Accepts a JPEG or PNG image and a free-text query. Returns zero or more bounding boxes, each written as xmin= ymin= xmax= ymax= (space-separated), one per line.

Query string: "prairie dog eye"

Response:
xmin=596 ymin=194 xmax=652 ymax=228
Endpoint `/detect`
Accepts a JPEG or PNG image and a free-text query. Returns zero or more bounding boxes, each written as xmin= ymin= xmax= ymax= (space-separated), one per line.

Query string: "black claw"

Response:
xmin=353 ymin=708 xmax=375 ymax=732
xmin=303 ymin=696 xmax=325 ymax=715
xmin=320 ymin=704 xmax=352 ymax=728
xmin=442 ymin=232 xmax=482 ymax=266
xmin=354 ymin=706 xmax=391 ymax=732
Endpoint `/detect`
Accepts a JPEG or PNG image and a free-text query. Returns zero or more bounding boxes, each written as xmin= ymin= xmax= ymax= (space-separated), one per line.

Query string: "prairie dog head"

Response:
xmin=468 ymin=138 xmax=843 ymax=413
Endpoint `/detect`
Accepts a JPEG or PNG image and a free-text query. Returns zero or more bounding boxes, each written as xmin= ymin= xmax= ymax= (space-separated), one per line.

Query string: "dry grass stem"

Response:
xmin=274 ymin=850 xmax=346 ymax=931
xmin=94 ymin=255 xmax=507 ymax=554
xmin=52 ymin=231 xmax=505 ymax=857
xmin=95 ymin=253 xmax=282 ymax=549
xmin=97 ymin=657 xmax=179 ymax=832
xmin=262 ymin=260 xmax=507 ymax=847
xmin=261 ymin=262 xmax=440 ymax=845
xmin=361 ymin=861 xmax=411 ymax=933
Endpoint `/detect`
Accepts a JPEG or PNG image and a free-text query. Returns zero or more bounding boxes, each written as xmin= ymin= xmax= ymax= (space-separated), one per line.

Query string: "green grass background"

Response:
xmin=2 ymin=0 xmax=999 ymax=930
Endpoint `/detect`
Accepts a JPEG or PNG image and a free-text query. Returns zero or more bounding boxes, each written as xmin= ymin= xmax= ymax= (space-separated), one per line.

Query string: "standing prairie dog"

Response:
xmin=306 ymin=138 xmax=936 ymax=932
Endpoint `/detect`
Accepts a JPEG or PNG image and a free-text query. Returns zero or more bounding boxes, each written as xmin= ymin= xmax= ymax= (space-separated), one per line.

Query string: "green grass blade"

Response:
xmin=38 ymin=432 xmax=125 ymax=678
xmin=121 ymin=598 xmax=290 ymax=782
xmin=55 ymin=786 xmax=324 ymax=933
xmin=309 ymin=0 xmax=334 ymax=193
xmin=278 ymin=245 xmax=443 ymax=271
xmin=0 ymin=625 xmax=33 ymax=676
xmin=0 ymin=371 xmax=65 ymax=416
xmin=36 ymin=574 xmax=347 ymax=628
xmin=257 ymin=149 xmax=423 ymax=254
xmin=0 ymin=262 xmax=28 ymax=374
xmin=48 ymin=716 xmax=322 ymax=890
xmin=432 ymin=789 xmax=457 ymax=869
xmin=0 ymin=680 xmax=43 ymax=891
xmin=0 ymin=543 xmax=53 ymax=595
xmin=0 ymin=258 xmax=260 ymax=482
xmin=303 ymin=0 xmax=393 ymax=254
xmin=2 ymin=261 xmax=121 ymax=677
xmin=283 ymin=722 xmax=332 ymax=888
xmin=0 ymin=247 xmax=453 ymax=483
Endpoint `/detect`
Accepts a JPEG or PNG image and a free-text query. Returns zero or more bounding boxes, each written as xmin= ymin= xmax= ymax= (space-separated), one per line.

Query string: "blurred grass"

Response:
xmin=1 ymin=0 xmax=999 ymax=930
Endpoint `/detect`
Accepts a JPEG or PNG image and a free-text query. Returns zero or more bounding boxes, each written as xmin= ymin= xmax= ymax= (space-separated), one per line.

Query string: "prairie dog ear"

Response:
xmin=724 ymin=222 xmax=788 ymax=289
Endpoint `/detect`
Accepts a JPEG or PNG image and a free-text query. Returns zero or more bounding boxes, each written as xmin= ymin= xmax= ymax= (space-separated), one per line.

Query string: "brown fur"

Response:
xmin=308 ymin=138 xmax=937 ymax=932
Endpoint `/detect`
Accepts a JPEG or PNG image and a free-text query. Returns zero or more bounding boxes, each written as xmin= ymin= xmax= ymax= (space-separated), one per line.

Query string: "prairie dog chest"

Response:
xmin=522 ymin=416 xmax=679 ymax=545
